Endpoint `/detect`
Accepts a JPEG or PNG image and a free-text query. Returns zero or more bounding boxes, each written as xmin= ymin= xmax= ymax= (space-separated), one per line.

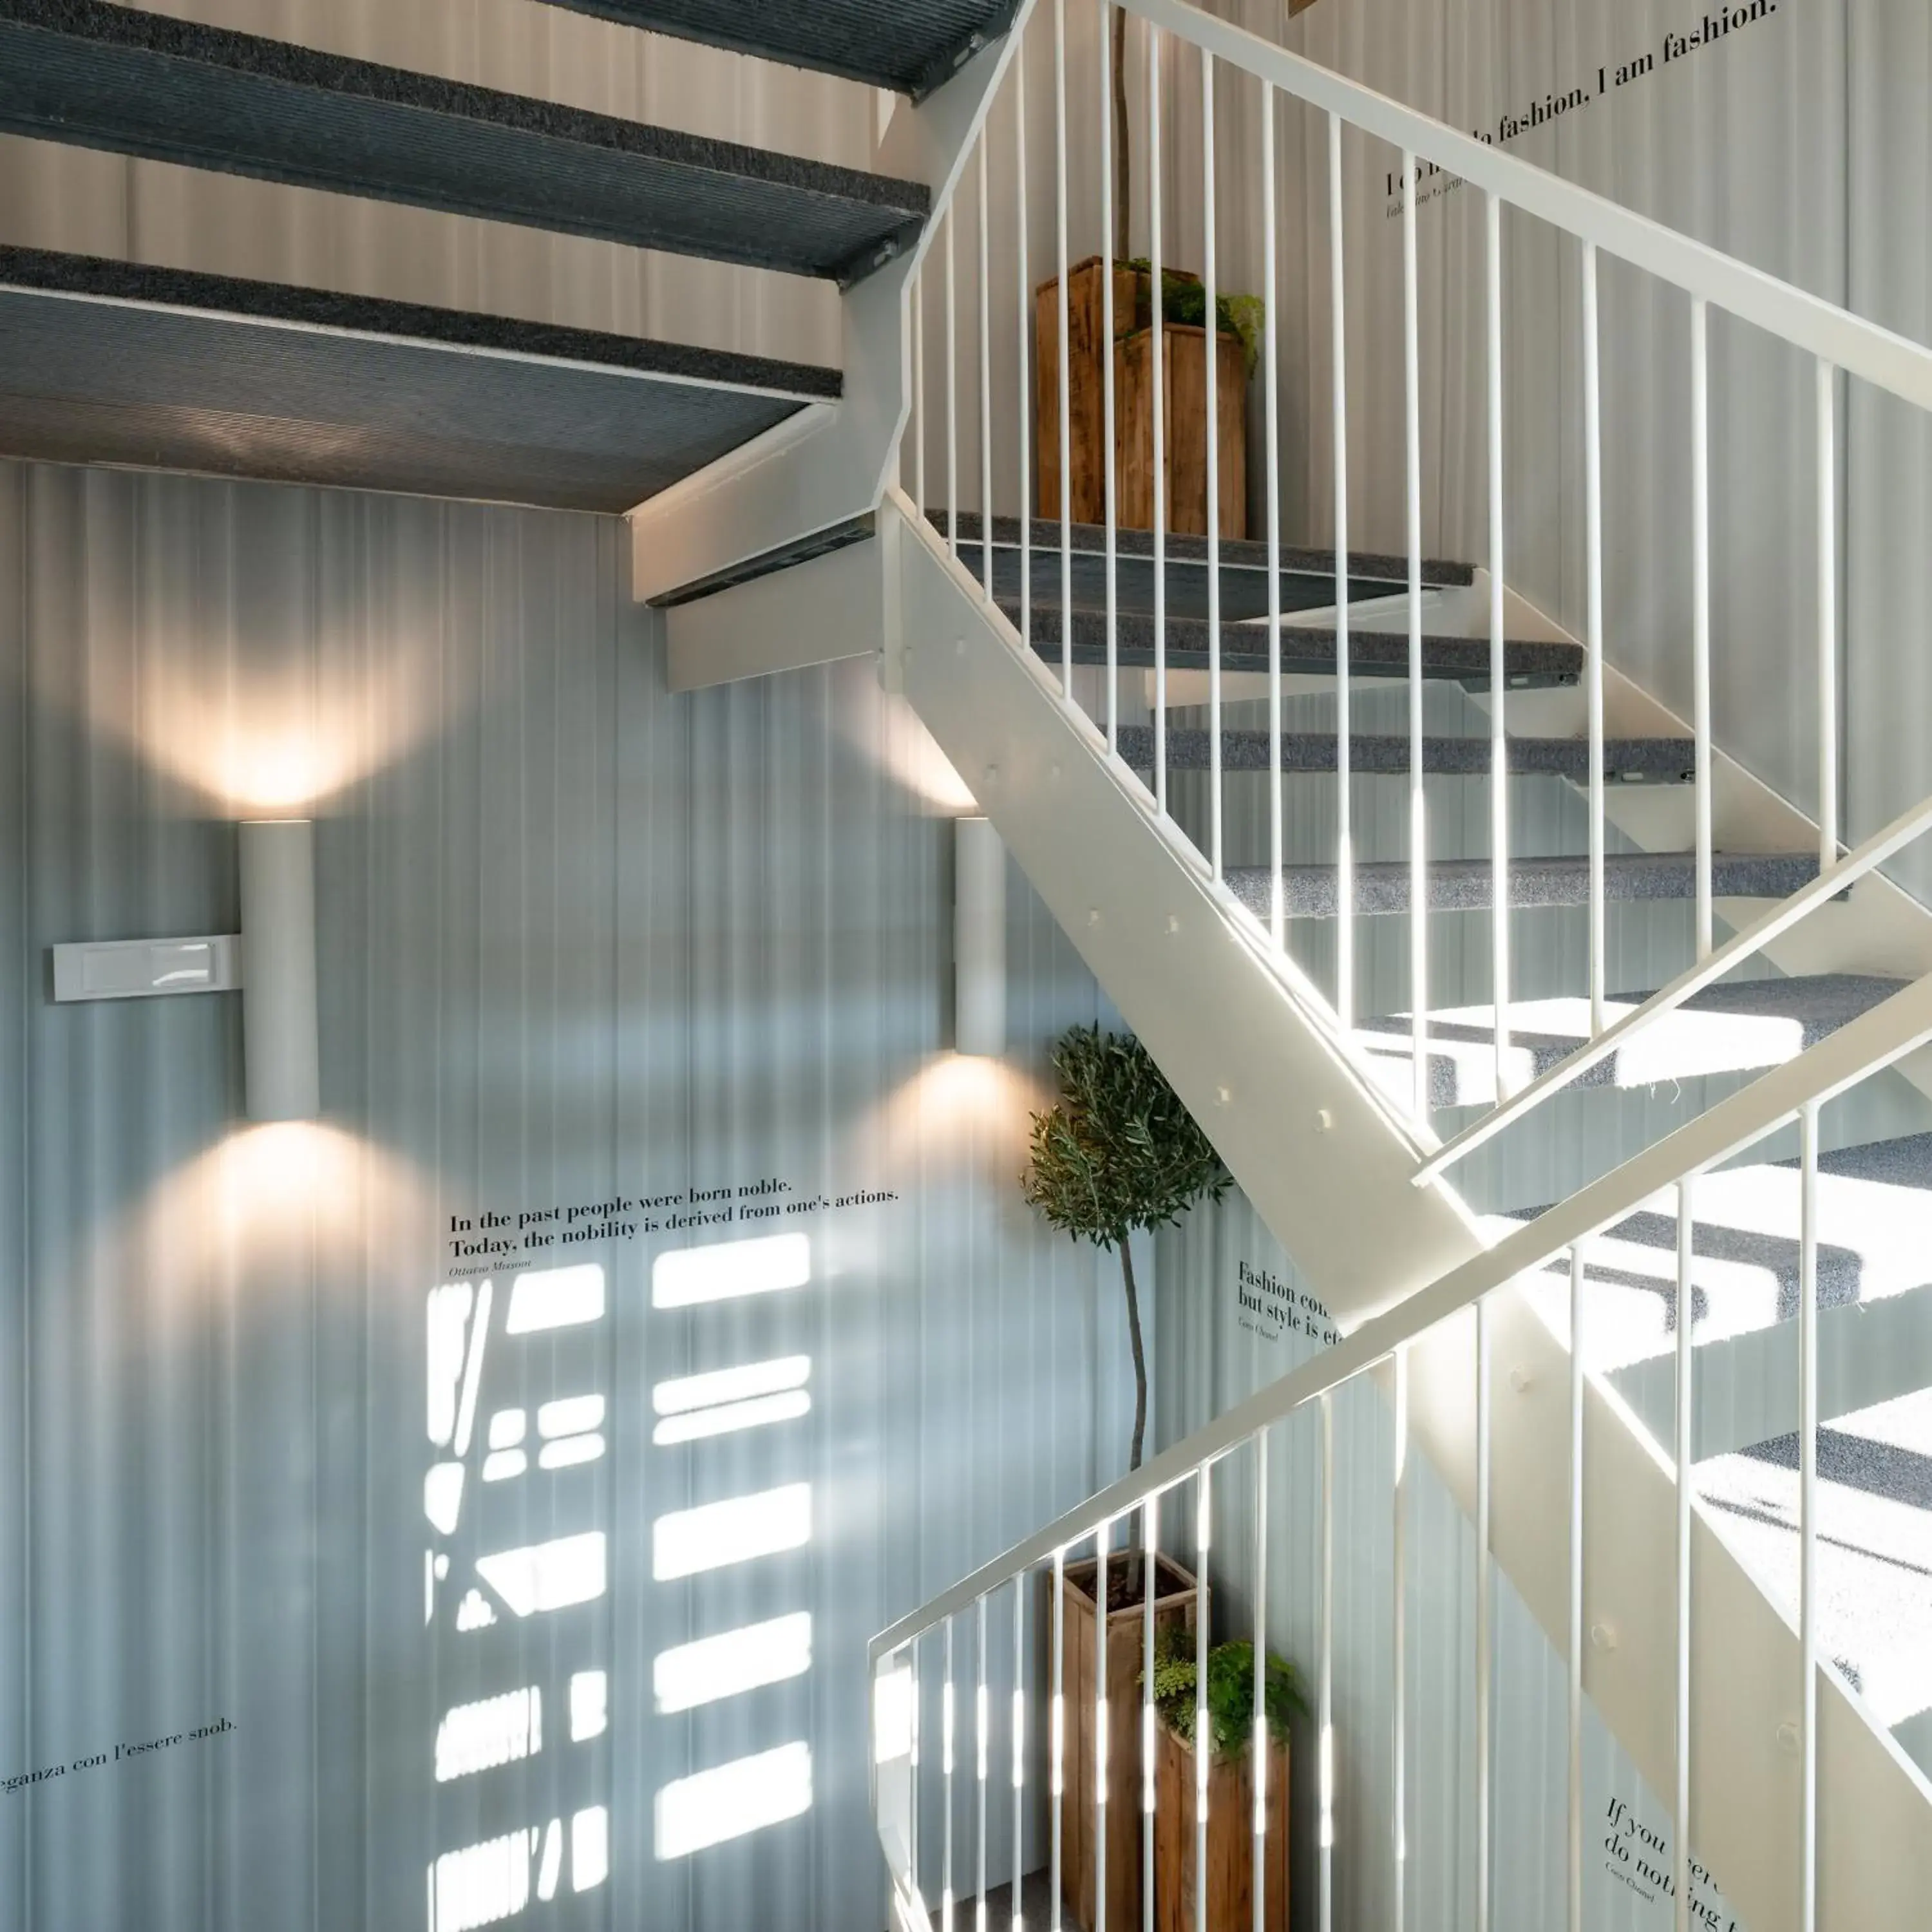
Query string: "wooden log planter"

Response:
xmin=1034 ymin=255 xmax=1247 ymax=539
xmin=1055 ymin=1551 xmax=1200 ymax=1932
xmin=1153 ymin=1717 xmax=1290 ymax=1932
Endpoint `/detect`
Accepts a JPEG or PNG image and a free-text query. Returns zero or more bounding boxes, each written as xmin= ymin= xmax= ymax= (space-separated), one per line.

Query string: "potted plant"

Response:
xmin=1023 ymin=1024 xmax=1231 ymax=1931
xmin=1146 ymin=1626 xmax=1302 ymax=1932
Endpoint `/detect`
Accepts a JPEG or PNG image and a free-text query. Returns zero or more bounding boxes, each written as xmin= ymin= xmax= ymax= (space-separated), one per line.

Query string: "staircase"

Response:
xmin=6 ymin=1 xmax=1932 ymax=1930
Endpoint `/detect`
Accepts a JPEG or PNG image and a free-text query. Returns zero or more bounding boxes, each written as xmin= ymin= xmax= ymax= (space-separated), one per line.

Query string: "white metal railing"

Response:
xmin=905 ymin=0 xmax=1932 ymax=1196
xmin=871 ymin=962 xmax=1932 ymax=1932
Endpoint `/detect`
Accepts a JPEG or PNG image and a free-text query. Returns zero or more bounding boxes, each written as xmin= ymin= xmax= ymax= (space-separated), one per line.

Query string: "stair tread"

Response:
xmin=1354 ymin=974 xmax=1906 ymax=1108
xmin=1223 ymin=849 xmax=1820 ymax=918
xmin=535 ymin=0 xmax=1017 ymax=99
xmin=0 ymin=0 xmax=927 ymax=283
xmin=1012 ymin=602 xmax=1581 ymax=687
xmin=0 ymin=243 xmax=836 ymax=510
xmin=1118 ymin=724 xmax=1695 ymax=782
xmin=948 ymin=507 xmax=1473 ymax=618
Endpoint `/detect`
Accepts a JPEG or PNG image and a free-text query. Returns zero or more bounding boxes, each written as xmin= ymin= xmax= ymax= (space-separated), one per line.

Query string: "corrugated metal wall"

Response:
xmin=0 ymin=457 xmax=1128 ymax=1932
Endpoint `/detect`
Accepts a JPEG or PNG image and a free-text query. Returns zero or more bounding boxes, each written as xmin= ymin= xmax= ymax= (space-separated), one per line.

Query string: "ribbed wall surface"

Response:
xmin=0 ymin=457 xmax=1125 ymax=1932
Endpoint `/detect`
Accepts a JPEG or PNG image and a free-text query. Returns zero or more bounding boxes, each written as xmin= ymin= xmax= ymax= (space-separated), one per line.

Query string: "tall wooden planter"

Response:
xmin=1056 ymin=1553 xmax=1199 ymax=1932
xmin=1035 ymin=256 xmax=1247 ymax=538
xmin=1153 ymin=1719 xmax=1290 ymax=1932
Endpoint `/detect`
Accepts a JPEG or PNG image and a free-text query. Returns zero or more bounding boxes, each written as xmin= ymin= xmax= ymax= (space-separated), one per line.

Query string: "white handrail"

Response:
xmin=1120 ymin=0 xmax=1932 ymax=413
xmin=873 ymin=961 xmax=1932 ymax=1660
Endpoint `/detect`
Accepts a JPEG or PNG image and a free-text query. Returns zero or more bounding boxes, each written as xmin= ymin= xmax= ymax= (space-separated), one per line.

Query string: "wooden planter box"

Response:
xmin=1153 ymin=1718 xmax=1290 ymax=1932
xmin=1056 ymin=1553 xmax=1199 ymax=1932
xmin=1036 ymin=255 xmax=1247 ymax=539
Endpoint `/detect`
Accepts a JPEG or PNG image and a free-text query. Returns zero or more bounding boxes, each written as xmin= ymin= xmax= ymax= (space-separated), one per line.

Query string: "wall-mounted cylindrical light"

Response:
xmin=954 ymin=816 xmax=1006 ymax=1057
xmin=240 ymin=820 xmax=320 ymax=1121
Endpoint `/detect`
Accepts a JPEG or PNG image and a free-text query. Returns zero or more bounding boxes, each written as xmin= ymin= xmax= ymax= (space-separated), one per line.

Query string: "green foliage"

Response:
xmin=1143 ymin=1624 xmax=1307 ymax=1759
xmin=1122 ymin=261 xmax=1267 ymax=373
xmin=1021 ymin=1026 xmax=1231 ymax=1252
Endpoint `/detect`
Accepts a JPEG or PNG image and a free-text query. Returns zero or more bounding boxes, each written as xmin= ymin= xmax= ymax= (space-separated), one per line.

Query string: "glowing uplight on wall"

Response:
xmin=954 ymin=815 xmax=1005 ymax=1057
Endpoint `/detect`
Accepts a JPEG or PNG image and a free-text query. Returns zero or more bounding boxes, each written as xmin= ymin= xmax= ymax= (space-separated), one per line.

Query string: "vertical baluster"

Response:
xmin=912 ymin=1630 xmax=923 ymax=1906
xmin=1263 ymin=82 xmax=1283 ymax=947
xmin=1392 ymin=1346 xmax=1408 ymax=1932
xmin=1475 ymin=1298 xmax=1493 ymax=1932
xmin=1252 ymin=1432 xmax=1269 ymax=1932
xmin=1567 ymin=1244 xmax=1586 ymax=1932
xmin=915 ymin=269 xmax=927 ymax=522
xmin=1329 ymin=113 xmax=1352 ymax=1031
xmin=979 ymin=136 xmax=994 ymax=603
xmin=1016 ymin=37 xmax=1032 ymax=651
xmin=1052 ymin=1546 xmax=1065 ymax=1931
xmin=1098 ymin=0 xmax=1119 ymax=754
xmin=977 ymin=1595 xmax=989 ymax=1932
xmin=1202 ymin=48 xmax=1222 ymax=880
xmin=1319 ymin=1393 xmax=1335 ymax=1932
xmin=945 ymin=1618 xmax=957 ymax=1932
xmin=1690 ymin=299 xmax=1712 ymax=960
xmin=1816 ymin=363 xmax=1838 ymax=869
xmin=1799 ymin=1102 xmax=1820 ymax=1932
xmin=947 ymin=209 xmax=960 ymax=563
xmin=1486 ymin=191 xmax=1510 ymax=1098
xmin=1148 ymin=24 xmax=1168 ymax=812
xmin=1401 ymin=151 xmax=1426 ymax=1121
xmin=1053 ymin=0 xmax=1072 ymax=700
xmin=1674 ymin=1178 xmax=1695 ymax=1932
xmin=1581 ymin=242 xmax=1606 ymax=1035
xmin=1095 ymin=1524 xmax=1109 ymax=1932
xmin=1013 ymin=1577 xmax=1027 ymax=1932
xmin=1142 ymin=1495 xmax=1158 ymax=1932
xmin=1195 ymin=1463 xmax=1211 ymax=1932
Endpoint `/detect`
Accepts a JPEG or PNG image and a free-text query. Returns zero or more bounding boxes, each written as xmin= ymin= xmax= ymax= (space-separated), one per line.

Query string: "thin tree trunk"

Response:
xmin=1118 ymin=1237 xmax=1147 ymax=1471
xmin=1112 ymin=11 xmax=1131 ymax=261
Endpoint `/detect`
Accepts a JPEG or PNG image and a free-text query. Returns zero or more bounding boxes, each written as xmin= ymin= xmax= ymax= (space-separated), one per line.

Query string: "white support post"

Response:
xmin=911 ymin=1630 xmax=923 ymax=1902
xmin=1263 ymin=82 xmax=1283 ymax=947
xmin=1817 ymin=362 xmax=1839 ymax=869
xmin=1402 ymin=150 xmax=1426 ymax=1121
xmin=1319 ymin=1393 xmax=1334 ymax=1932
xmin=944 ymin=1617 xmax=957 ymax=1932
xmin=1582 ymin=241 xmax=1607 ymax=1035
xmin=1052 ymin=1546 xmax=1065 ymax=1931
xmin=1013 ymin=1577 xmax=1027 ymax=1932
xmin=1099 ymin=0 xmax=1119 ymax=755
xmin=947 ymin=208 xmax=960 ymax=562
xmin=1799 ymin=1102 xmax=1821 ymax=1932
xmin=1095 ymin=1524 xmax=1108 ymax=1932
xmin=914 ymin=273 xmax=927 ymax=521
xmin=1149 ymin=24 xmax=1168 ymax=813
xmin=1143 ymin=1495 xmax=1158 ymax=1932
xmin=1252 ymin=1432 xmax=1269 ymax=1932
xmin=977 ymin=1594 xmax=989 ymax=1932
xmin=1203 ymin=48 xmax=1222 ymax=882
xmin=1195 ymin=1462 xmax=1211 ymax=1932
xmin=1486 ymin=191 xmax=1511 ymax=1096
xmin=1330 ymin=112 xmax=1352 ymax=1032
xmin=1054 ymin=0 xmax=1072 ymax=700
xmin=1674 ymin=1177 xmax=1695 ymax=1932
xmin=1016 ymin=37 xmax=1032 ymax=651
xmin=1567 ymin=1245 xmax=1586 ymax=1932
xmin=1475 ymin=1296 xmax=1493 ymax=1932
xmin=978 ymin=135 xmax=994 ymax=603
xmin=1690 ymin=299 xmax=1713 ymax=960
xmin=1392 ymin=1345 xmax=1408 ymax=1932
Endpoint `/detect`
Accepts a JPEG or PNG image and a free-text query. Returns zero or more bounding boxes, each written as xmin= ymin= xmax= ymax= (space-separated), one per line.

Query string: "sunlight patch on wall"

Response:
xmin=506 ymin=1264 xmax=605 ymax=1333
xmin=434 ymin=1687 xmax=542 ymax=1783
xmin=427 ymin=1828 xmax=533 ymax=1932
xmin=476 ymin=1531 xmax=607 ymax=1616
xmin=873 ymin=1663 xmax=913 ymax=1764
xmin=482 ymin=1450 xmax=527 ymax=1483
xmin=652 ymin=1356 xmax=812 ymax=1446
xmin=652 ymin=1485 xmax=811 ymax=1581
xmin=654 ymin=1743 xmax=812 ymax=1860
xmin=654 ymin=1613 xmax=813 ymax=1714
xmin=571 ymin=1807 xmax=610 ymax=1891
xmin=424 ymin=1463 xmax=466 ymax=1535
xmin=652 ymin=1233 xmax=809 ymax=1310
xmin=569 ymin=1671 xmax=609 ymax=1742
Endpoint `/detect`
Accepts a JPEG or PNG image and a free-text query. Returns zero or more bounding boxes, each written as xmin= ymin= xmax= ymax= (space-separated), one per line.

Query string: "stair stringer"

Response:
xmin=887 ymin=490 xmax=1932 ymax=1932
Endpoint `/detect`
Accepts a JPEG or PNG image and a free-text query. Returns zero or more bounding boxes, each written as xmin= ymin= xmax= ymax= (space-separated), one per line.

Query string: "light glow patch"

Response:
xmin=652 ymin=1235 xmax=809 ymax=1311
xmin=487 ymin=1408 xmax=527 ymax=1450
xmin=428 ymin=1283 xmax=475 ymax=1448
xmin=538 ymin=1394 xmax=605 ymax=1438
xmin=434 ymin=1687 xmax=542 ymax=1783
xmin=571 ymin=1806 xmax=609 ymax=1891
xmin=455 ymin=1589 xmax=497 ymax=1631
xmin=652 ymin=1485 xmax=810 ymax=1581
xmin=539 ymin=1434 xmax=605 ymax=1471
xmin=652 ymin=1390 xmax=810 ymax=1446
xmin=873 ymin=1663 xmax=913 ymax=1763
xmin=569 ymin=1670 xmax=609 ymax=1742
xmin=428 ymin=1828 xmax=533 ymax=1932
xmin=505 ymin=1265 xmax=605 ymax=1334
xmin=654 ymin=1743 xmax=811 ymax=1860
xmin=477 ymin=1532 xmax=607 ymax=1616
xmin=424 ymin=1463 xmax=466 ymax=1535
xmin=481 ymin=1450 xmax=527 ymax=1484
xmin=654 ymin=1613 xmax=812 ymax=1714
xmin=653 ymin=1355 xmax=810 ymax=1416
xmin=535 ymin=1821 xmax=562 ymax=1903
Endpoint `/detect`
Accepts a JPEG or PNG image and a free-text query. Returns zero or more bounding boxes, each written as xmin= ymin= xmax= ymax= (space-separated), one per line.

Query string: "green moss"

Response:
xmin=1142 ymin=1624 xmax=1307 ymax=1759
xmin=1122 ymin=260 xmax=1266 ymax=373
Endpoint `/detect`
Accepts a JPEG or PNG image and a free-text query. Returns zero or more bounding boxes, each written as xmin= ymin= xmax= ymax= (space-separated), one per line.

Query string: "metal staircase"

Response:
xmin=5 ymin=1 xmax=1932 ymax=1929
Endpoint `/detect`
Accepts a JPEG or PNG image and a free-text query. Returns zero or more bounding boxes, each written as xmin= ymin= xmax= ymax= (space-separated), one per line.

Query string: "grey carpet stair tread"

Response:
xmin=0 ymin=0 xmax=926 ymax=285
xmin=1117 ymin=725 xmax=1696 ymax=782
xmin=1357 ymin=973 xmax=1906 ymax=1108
xmin=1013 ymin=603 xmax=1582 ymax=688
xmin=534 ymin=0 xmax=1018 ymax=99
xmin=1739 ymin=1423 xmax=1932 ymax=1511
xmin=1226 ymin=849 xmax=1821 ymax=920
xmin=0 ymin=245 xmax=835 ymax=511
xmin=945 ymin=506 xmax=1471 ymax=620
